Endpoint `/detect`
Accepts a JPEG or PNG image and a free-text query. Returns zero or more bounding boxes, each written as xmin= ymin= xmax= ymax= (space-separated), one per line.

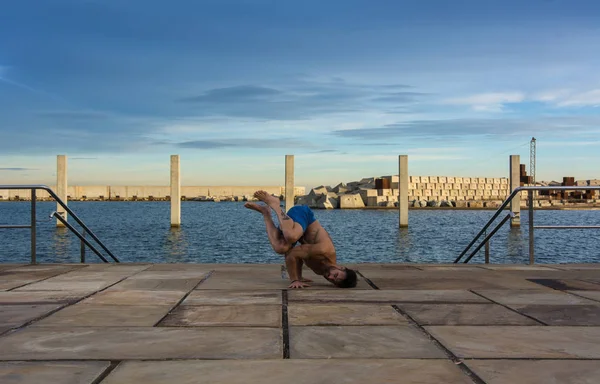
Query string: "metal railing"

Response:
xmin=0 ymin=185 xmax=119 ymax=264
xmin=455 ymin=186 xmax=600 ymax=264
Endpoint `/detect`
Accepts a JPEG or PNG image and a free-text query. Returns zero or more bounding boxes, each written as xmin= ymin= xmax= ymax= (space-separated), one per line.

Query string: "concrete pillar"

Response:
xmin=170 ymin=155 xmax=181 ymax=227
xmin=56 ymin=155 xmax=67 ymax=227
xmin=509 ymin=155 xmax=520 ymax=227
xmin=399 ymin=155 xmax=408 ymax=228
xmin=285 ymin=155 xmax=295 ymax=213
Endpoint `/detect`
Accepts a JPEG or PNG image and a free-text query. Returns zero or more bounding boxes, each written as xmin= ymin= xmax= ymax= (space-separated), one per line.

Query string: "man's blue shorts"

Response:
xmin=286 ymin=205 xmax=316 ymax=232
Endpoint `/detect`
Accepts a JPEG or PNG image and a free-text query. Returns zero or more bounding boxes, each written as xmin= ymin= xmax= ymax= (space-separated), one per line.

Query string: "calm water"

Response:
xmin=1 ymin=202 xmax=599 ymax=264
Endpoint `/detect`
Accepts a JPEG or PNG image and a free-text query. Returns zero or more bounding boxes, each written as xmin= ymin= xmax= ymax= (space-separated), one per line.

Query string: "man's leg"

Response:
xmin=254 ymin=190 xmax=304 ymax=244
xmin=244 ymin=202 xmax=291 ymax=254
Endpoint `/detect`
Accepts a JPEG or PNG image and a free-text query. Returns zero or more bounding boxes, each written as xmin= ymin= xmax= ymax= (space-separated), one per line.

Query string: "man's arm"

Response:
xmin=285 ymin=245 xmax=313 ymax=288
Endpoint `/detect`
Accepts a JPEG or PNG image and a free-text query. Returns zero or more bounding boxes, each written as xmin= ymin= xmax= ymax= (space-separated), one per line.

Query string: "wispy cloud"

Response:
xmin=175 ymin=80 xmax=424 ymax=120
xmin=175 ymin=138 xmax=316 ymax=149
xmin=0 ymin=167 xmax=38 ymax=171
xmin=333 ymin=116 xmax=600 ymax=140
xmin=36 ymin=110 xmax=112 ymax=120
xmin=444 ymin=92 xmax=525 ymax=112
xmin=446 ymin=89 xmax=600 ymax=111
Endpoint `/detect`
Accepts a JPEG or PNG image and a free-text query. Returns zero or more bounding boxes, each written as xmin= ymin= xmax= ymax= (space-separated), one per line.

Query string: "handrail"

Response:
xmin=0 ymin=185 xmax=119 ymax=263
xmin=456 ymin=185 xmax=600 ymax=264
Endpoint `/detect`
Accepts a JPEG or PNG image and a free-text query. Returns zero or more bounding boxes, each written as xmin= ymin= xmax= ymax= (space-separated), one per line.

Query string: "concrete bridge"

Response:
xmin=1 ymin=262 xmax=599 ymax=383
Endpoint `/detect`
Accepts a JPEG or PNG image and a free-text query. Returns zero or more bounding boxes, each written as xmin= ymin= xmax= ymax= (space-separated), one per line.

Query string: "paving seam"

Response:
xmin=468 ymin=290 xmax=548 ymax=326
xmin=0 ymin=266 xmax=154 ymax=338
xmin=153 ymin=270 xmax=215 ymax=327
xmin=5 ymin=266 xmax=89 ymax=291
xmin=282 ymin=290 xmax=290 ymax=358
xmin=90 ymin=360 xmax=121 ymax=384
xmin=566 ymin=292 xmax=600 ymax=303
xmin=358 ymin=271 xmax=487 ymax=384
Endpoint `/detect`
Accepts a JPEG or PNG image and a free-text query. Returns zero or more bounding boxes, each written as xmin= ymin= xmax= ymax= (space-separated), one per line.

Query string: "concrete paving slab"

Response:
xmin=368 ymin=276 xmax=543 ymax=290
xmin=290 ymin=326 xmax=445 ymax=359
xmin=107 ymin=278 xmax=201 ymax=291
xmin=144 ymin=264 xmax=217 ymax=271
xmin=160 ymin=305 xmax=281 ymax=327
xmin=127 ymin=270 xmax=209 ymax=279
xmin=47 ymin=272 xmax=133 ymax=282
xmin=182 ymin=290 xmax=282 ymax=305
xmin=527 ymin=278 xmax=600 ymax=291
xmin=569 ymin=290 xmax=600 ymax=302
xmin=102 ymin=359 xmax=472 ymax=384
xmin=288 ymin=303 xmax=407 ymax=326
xmin=0 ymin=327 xmax=281 ymax=360
xmin=0 ymin=304 xmax=61 ymax=327
xmin=474 ymin=290 xmax=595 ymax=305
xmin=4 ymin=265 xmax=80 ymax=273
xmin=466 ymin=360 xmax=600 ymax=384
xmin=0 ymin=292 xmax=87 ymax=304
xmin=34 ymin=304 xmax=171 ymax=327
xmin=399 ymin=304 xmax=539 ymax=325
xmin=552 ymin=264 xmax=600 ymax=270
xmin=0 ymin=264 xmax=25 ymax=270
xmin=480 ymin=265 xmax=558 ymax=271
xmin=0 ymin=281 xmax=38 ymax=290
xmin=14 ymin=280 xmax=114 ymax=292
xmin=426 ymin=326 xmax=600 ymax=358
xmin=82 ymin=264 xmax=150 ymax=272
xmin=196 ymin=275 xmax=288 ymax=290
xmin=511 ymin=304 xmax=600 ymax=325
xmin=81 ymin=290 xmax=185 ymax=306
xmin=0 ymin=361 xmax=109 ymax=384
xmin=418 ymin=266 xmax=486 ymax=271
xmin=288 ymin=289 xmax=489 ymax=303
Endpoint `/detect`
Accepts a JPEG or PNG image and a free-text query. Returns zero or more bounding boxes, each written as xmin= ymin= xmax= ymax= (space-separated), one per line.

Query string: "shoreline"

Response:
xmin=1 ymin=200 xmax=599 ymax=210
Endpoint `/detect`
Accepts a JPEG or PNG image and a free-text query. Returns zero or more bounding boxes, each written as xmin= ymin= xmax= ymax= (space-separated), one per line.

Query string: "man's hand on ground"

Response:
xmin=288 ymin=280 xmax=311 ymax=289
xmin=300 ymin=278 xmax=313 ymax=283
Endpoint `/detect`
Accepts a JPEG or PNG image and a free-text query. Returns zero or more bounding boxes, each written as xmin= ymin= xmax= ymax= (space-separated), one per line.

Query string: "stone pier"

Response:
xmin=510 ymin=155 xmax=521 ymax=226
xmin=285 ymin=155 xmax=294 ymax=213
xmin=399 ymin=155 xmax=408 ymax=227
xmin=170 ymin=155 xmax=181 ymax=227
xmin=56 ymin=155 xmax=67 ymax=227
xmin=1 ymin=262 xmax=599 ymax=383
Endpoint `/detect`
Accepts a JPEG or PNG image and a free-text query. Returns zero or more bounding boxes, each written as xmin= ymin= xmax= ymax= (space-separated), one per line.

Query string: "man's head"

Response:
xmin=324 ymin=265 xmax=357 ymax=288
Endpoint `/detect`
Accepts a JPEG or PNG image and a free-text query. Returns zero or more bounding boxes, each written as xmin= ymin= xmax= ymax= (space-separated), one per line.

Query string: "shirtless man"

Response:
xmin=244 ymin=190 xmax=357 ymax=289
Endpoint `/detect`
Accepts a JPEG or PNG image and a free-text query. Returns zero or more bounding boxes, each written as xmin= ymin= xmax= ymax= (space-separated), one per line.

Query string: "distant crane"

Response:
xmin=530 ymin=137 xmax=536 ymax=186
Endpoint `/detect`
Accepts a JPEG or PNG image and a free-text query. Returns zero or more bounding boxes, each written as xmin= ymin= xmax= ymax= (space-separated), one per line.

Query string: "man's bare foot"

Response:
xmin=244 ymin=202 xmax=271 ymax=215
xmin=253 ymin=190 xmax=281 ymax=208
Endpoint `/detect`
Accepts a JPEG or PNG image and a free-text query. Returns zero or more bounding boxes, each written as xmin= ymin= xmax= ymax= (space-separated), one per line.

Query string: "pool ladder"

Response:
xmin=0 ymin=185 xmax=119 ymax=264
xmin=455 ymin=186 xmax=600 ymax=264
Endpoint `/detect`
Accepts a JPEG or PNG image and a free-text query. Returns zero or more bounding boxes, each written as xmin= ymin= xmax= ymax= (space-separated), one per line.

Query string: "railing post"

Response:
xmin=30 ymin=189 xmax=36 ymax=264
xmin=485 ymin=238 xmax=490 ymax=264
xmin=80 ymin=232 xmax=86 ymax=263
xmin=529 ymin=189 xmax=535 ymax=264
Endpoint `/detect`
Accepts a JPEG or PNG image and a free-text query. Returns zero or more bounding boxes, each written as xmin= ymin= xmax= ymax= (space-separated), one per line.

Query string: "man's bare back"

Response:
xmin=298 ymin=221 xmax=336 ymax=276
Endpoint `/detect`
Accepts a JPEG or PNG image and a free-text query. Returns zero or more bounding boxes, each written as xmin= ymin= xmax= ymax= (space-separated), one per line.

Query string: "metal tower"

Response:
xmin=530 ymin=137 xmax=536 ymax=185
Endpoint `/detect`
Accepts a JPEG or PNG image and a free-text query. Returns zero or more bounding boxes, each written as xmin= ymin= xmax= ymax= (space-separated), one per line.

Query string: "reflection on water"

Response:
xmin=51 ymin=227 xmax=74 ymax=263
xmin=164 ymin=227 xmax=189 ymax=262
xmin=505 ymin=227 xmax=525 ymax=261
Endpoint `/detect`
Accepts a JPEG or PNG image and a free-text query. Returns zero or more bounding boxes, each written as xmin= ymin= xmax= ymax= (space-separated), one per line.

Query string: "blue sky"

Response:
xmin=1 ymin=0 xmax=600 ymax=188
